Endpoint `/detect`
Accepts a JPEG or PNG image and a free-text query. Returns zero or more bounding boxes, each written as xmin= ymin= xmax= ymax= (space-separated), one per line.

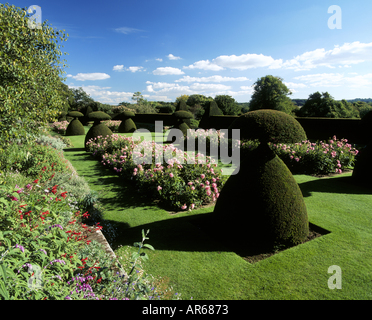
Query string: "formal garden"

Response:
xmin=1 ymin=107 xmax=372 ymax=300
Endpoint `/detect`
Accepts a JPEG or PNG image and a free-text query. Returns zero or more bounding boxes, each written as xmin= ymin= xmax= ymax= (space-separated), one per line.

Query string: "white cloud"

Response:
xmin=114 ymin=27 xmax=145 ymax=34
xmin=183 ymin=60 xmax=224 ymax=71
xmin=66 ymin=73 xmax=110 ymax=81
xmin=167 ymin=54 xmax=181 ymax=60
xmin=189 ymin=83 xmax=232 ymax=91
xmin=213 ymin=53 xmax=282 ymax=70
xmin=127 ymin=66 xmax=145 ymax=73
xmin=113 ymin=65 xmax=144 ymax=72
xmin=152 ymin=67 xmax=185 ymax=75
xmin=283 ymin=41 xmax=372 ymax=71
xmin=294 ymin=73 xmax=372 ymax=88
xmin=155 ymin=58 xmax=163 ymax=62
xmin=175 ymin=75 xmax=249 ymax=83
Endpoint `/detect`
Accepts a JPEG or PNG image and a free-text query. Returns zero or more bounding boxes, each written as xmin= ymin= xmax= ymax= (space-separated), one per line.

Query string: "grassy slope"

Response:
xmin=62 ymin=130 xmax=372 ymax=300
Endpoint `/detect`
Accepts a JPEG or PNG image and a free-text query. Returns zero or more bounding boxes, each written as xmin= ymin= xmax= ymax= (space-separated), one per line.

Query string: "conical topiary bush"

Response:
xmin=65 ymin=111 xmax=85 ymax=136
xmin=198 ymin=100 xmax=223 ymax=129
xmin=117 ymin=111 xmax=137 ymax=133
xmin=84 ymin=111 xmax=113 ymax=150
xmin=212 ymin=109 xmax=309 ymax=251
xmin=213 ymin=143 xmax=309 ymax=249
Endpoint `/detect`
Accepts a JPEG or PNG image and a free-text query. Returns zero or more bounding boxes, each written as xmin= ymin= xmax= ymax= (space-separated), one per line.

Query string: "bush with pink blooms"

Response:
xmin=269 ymin=136 xmax=359 ymax=175
xmin=50 ymin=121 xmax=69 ymax=135
xmin=86 ymin=134 xmax=227 ymax=211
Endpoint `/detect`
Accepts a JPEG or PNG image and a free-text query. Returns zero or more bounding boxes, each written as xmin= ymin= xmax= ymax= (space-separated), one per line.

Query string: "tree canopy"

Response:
xmin=214 ymin=95 xmax=241 ymax=115
xmin=249 ymin=75 xmax=298 ymax=115
xmin=0 ymin=3 xmax=69 ymax=150
xmin=297 ymin=92 xmax=359 ymax=118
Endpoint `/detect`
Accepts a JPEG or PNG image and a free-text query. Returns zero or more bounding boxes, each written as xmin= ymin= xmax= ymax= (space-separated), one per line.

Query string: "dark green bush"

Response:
xmin=88 ymin=111 xmax=111 ymax=124
xmin=66 ymin=119 xmax=85 ymax=136
xmin=199 ymin=101 xmax=223 ymax=129
xmin=229 ymin=109 xmax=307 ymax=144
xmin=173 ymin=110 xmax=193 ymax=120
xmin=175 ymin=100 xmax=188 ymax=111
xmin=68 ymin=111 xmax=84 ymax=119
xmin=85 ymin=118 xmax=114 ymax=150
xmin=213 ymin=143 xmax=309 ymax=249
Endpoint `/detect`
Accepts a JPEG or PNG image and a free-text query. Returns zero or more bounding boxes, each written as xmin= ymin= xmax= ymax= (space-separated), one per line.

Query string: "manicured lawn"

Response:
xmin=62 ymin=129 xmax=372 ymax=300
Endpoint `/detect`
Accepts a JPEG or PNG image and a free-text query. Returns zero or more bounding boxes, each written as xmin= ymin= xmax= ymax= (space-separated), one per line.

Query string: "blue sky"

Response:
xmin=12 ymin=0 xmax=372 ymax=104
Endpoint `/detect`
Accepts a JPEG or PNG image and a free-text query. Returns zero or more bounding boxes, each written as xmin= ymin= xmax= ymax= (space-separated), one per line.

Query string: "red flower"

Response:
xmin=82 ymin=211 xmax=89 ymax=218
xmin=33 ymin=179 xmax=39 ymax=184
xmin=96 ymin=278 xmax=102 ymax=283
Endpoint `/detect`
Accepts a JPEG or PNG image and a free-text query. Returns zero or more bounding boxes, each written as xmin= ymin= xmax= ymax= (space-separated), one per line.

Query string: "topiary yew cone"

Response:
xmin=65 ymin=111 xmax=85 ymax=136
xmin=84 ymin=111 xmax=113 ymax=150
xmin=213 ymin=143 xmax=309 ymax=249
xmin=117 ymin=111 xmax=137 ymax=133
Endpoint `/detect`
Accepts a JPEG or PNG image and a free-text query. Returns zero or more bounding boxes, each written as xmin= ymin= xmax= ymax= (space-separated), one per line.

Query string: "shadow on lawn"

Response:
xmin=299 ymin=175 xmax=372 ymax=197
xmin=110 ymin=210 xmax=330 ymax=262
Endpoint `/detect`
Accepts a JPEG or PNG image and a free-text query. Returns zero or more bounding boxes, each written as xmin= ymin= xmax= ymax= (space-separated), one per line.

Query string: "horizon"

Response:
xmin=10 ymin=0 xmax=372 ymax=105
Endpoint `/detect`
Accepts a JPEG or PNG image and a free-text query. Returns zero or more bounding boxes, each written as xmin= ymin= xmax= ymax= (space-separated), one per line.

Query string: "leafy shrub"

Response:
xmin=35 ymin=134 xmax=67 ymax=151
xmin=101 ymin=120 xmax=122 ymax=132
xmin=116 ymin=112 xmax=137 ymax=134
xmin=50 ymin=121 xmax=69 ymax=135
xmin=228 ymin=109 xmax=307 ymax=144
xmin=66 ymin=119 xmax=85 ymax=136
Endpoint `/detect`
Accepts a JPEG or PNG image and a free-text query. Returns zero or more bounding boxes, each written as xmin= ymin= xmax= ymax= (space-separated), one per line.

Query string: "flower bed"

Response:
xmin=50 ymin=121 xmax=69 ymax=135
xmin=86 ymin=134 xmax=228 ymax=211
xmin=0 ymin=139 xmax=182 ymax=300
xmin=183 ymin=129 xmax=359 ymax=176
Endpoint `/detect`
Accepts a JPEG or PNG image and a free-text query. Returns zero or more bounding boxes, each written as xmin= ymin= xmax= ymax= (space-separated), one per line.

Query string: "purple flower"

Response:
xmin=15 ymin=244 xmax=24 ymax=253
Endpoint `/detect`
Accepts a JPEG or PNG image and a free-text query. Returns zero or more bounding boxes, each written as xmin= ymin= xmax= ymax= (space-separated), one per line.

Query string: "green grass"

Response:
xmin=61 ymin=128 xmax=372 ymax=300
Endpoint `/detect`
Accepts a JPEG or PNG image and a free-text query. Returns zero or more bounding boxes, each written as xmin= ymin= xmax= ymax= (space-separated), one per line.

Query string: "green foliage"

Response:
xmin=297 ymin=92 xmax=359 ymax=118
xmin=118 ymin=118 xmax=137 ymax=134
xmin=229 ymin=109 xmax=307 ymax=144
xmin=173 ymin=111 xmax=193 ymax=119
xmin=68 ymin=111 xmax=84 ymax=119
xmin=354 ymin=101 xmax=372 ymax=118
xmin=0 ymin=3 xmax=70 ymax=152
xmin=249 ymin=76 xmax=297 ymax=115
xmin=214 ymin=95 xmax=241 ymax=115
xmin=199 ymin=101 xmax=223 ymax=129
xmin=213 ymin=143 xmax=309 ymax=249
xmin=175 ymin=100 xmax=188 ymax=111
xmin=84 ymin=123 xmax=113 ymax=150
xmin=35 ymin=134 xmax=67 ymax=151
xmin=88 ymin=111 xmax=111 ymax=123
xmin=65 ymin=119 xmax=85 ymax=136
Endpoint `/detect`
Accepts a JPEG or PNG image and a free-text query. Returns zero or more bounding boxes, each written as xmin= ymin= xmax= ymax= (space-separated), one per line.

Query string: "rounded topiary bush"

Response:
xmin=228 ymin=109 xmax=307 ymax=144
xmin=117 ymin=111 xmax=137 ymax=133
xmin=213 ymin=142 xmax=309 ymax=249
xmin=352 ymin=141 xmax=372 ymax=187
xmin=199 ymin=101 xmax=223 ymax=129
xmin=166 ymin=111 xmax=193 ymax=142
xmin=175 ymin=100 xmax=189 ymax=112
xmin=65 ymin=111 xmax=85 ymax=136
xmin=84 ymin=111 xmax=113 ymax=150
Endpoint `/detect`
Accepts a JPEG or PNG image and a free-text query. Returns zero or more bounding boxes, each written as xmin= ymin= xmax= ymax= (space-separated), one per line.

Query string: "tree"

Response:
xmin=297 ymin=92 xmax=359 ymax=118
xmin=186 ymin=94 xmax=214 ymax=120
xmin=68 ymin=87 xmax=95 ymax=110
xmin=353 ymin=101 xmax=372 ymax=118
xmin=174 ymin=95 xmax=189 ymax=107
xmin=214 ymin=95 xmax=241 ymax=115
xmin=0 ymin=3 xmax=69 ymax=150
xmin=249 ymin=75 xmax=297 ymax=115
xmin=132 ymin=91 xmax=144 ymax=104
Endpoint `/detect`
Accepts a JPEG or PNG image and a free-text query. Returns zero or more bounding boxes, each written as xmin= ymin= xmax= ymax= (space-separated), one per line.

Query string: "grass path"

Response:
xmin=62 ymin=131 xmax=372 ymax=300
